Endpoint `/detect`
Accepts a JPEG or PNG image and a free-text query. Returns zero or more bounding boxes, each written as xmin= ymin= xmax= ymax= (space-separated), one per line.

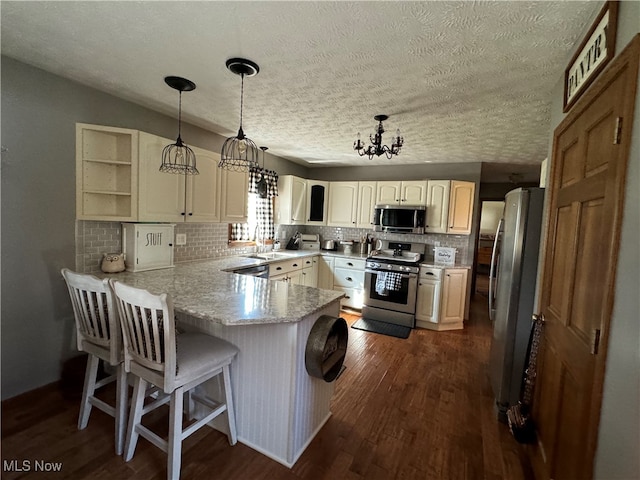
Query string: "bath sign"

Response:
xmin=564 ymin=1 xmax=618 ymax=112
xmin=434 ymin=247 xmax=456 ymax=266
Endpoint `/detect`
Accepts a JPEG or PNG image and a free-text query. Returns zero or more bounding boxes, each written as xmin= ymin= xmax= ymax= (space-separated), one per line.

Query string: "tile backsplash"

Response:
xmin=77 ymin=221 xmax=472 ymax=274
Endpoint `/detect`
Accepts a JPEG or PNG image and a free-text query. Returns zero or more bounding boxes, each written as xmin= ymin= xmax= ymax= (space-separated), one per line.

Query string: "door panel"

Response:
xmin=533 ymin=38 xmax=639 ymax=480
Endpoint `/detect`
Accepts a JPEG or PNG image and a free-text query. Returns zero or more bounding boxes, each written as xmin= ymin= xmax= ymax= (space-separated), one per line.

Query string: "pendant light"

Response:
xmin=219 ymin=58 xmax=260 ymax=172
xmin=256 ymin=146 xmax=268 ymax=198
xmin=160 ymin=76 xmax=199 ymax=175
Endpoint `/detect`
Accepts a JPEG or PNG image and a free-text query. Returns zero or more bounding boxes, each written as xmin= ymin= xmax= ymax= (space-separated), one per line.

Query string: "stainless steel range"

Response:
xmin=362 ymin=241 xmax=425 ymax=328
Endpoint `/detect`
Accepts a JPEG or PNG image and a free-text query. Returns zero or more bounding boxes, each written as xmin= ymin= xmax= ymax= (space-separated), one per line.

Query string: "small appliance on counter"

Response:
xmin=285 ymin=232 xmax=301 ymax=250
xmin=340 ymin=240 xmax=354 ymax=255
xmin=122 ymin=223 xmax=175 ymax=272
xmin=321 ymin=239 xmax=337 ymax=251
xmin=300 ymin=234 xmax=320 ymax=251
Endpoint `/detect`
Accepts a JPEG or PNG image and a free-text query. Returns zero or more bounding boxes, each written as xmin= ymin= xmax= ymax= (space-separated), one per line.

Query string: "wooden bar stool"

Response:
xmin=60 ymin=268 xmax=127 ymax=455
xmin=110 ymin=280 xmax=238 ymax=480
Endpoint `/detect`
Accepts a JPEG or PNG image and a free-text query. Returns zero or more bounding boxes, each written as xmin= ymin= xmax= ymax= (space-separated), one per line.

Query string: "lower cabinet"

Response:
xmin=333 ymin=257 xmax=365 ymax=310
xmin=301 ymin=256 xmax=318 ymax=287
xmin=416 ymin=267 xmax=468 ymax=331
xmin=318 ymin=256 xmax=335 ymax=290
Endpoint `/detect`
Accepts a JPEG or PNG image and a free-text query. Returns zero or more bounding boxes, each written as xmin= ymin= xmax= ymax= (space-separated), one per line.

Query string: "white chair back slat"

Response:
xmin=61 ymin=268 xmax=120 ymax=366
xmin=111 ymin=281 xmax=175 ymax=382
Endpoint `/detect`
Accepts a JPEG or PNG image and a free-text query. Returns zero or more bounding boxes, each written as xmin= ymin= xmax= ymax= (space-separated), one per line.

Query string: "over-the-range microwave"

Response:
xmin=372 ymin=204 xmax=426 ymax=234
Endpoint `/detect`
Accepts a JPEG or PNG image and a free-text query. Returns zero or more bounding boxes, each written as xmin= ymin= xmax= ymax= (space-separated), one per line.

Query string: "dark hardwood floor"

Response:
xmin=2 ymin=295 xmax=536 ymax=479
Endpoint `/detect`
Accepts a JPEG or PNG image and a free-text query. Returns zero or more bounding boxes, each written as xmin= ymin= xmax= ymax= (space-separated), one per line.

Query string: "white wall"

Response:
xmin=479 ymin=201 xmax=504 ymax=236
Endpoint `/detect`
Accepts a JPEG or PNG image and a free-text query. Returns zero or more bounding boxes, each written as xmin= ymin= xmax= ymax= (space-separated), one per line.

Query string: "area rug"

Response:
xmin=351 ymin=318 xmax=411 ymax=339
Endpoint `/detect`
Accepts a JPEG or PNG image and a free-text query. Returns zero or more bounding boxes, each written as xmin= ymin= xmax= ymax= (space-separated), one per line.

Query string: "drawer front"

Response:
xmin=419 ymin=266 xmax=443 ymax=280
xmin=334 ymin=257 xmax=366 ymax=270
xmin=333 ymin=267 xmax=365 ymax=288
xmin=269 ymin=258 xmax=303 ymax=276
xmin=335 ymin=287 xmax=364 ymax=310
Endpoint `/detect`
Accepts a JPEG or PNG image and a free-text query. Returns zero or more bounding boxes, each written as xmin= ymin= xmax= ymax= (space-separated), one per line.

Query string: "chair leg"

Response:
xmin=222 ymin=364 xmax=237 ymax=445
xmin=124 ymin=376 xmax=147 ymax=462
xmin=183 ymin=389 xmax=193 ymax=421
xmin=78 ymin=354 xmax=99 ymax=430
xmin=168 ymin=386 xmax=184 ymax=480
xmin=114 ymin=365 xmax=127 ymax=455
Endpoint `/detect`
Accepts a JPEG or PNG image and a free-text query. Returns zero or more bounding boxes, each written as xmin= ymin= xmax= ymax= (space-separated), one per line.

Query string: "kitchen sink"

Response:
xmin=245 ymin=252 xmax=297 ymax=260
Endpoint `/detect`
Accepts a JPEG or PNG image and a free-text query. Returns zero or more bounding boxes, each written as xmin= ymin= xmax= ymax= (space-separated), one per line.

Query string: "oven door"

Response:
xmin=364 ymin=269 xmax=418 ymax=314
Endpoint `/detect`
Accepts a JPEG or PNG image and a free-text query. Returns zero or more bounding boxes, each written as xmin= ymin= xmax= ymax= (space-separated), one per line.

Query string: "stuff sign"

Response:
xmin=564 ymin=1 xmax=618 ymax=112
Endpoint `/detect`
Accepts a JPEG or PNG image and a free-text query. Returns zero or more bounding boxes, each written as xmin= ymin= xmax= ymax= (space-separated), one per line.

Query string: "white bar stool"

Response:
xmin=60 ymin=268 xmax=127 ymax=455
xmin=110 ymin=280 xmax=238 ymax=480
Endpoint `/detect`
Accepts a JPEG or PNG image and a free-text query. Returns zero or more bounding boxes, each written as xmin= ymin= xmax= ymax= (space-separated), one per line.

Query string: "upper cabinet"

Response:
xmin=138 ymin=135 xmax=225 ymax=223
xmin=327 ymin=182 xmax=358 ymax=227
xmin=425 ymin=180 xmax=475 ymax=235
xmin=306 ymin=180 xmax=329 ymax=225
xmin=447 ymin=181 xmax=475 ymax=235
xmin=356 ymin=181 xmax=377 ymax=228
xmin=375 ymin=180 xmax=427 ymax=205
xmin=219 ymin=168 xmax=249 ymax=223
xmin=76 ymin=123 xmax=138 ymax=221
xmin=78 ymin=125 xmax=245 ymax=224
xmin=276 ymin=175 xmax=307 ymax=225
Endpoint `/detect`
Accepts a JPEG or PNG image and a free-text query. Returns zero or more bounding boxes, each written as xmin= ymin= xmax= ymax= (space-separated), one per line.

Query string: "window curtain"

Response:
xmin=229 ymin=167 xmax=279 ymax=242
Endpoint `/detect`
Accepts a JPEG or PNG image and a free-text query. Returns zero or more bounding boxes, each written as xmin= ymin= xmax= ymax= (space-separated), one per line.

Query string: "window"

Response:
xmin=229 ymin=167 xmax=278 ymax=245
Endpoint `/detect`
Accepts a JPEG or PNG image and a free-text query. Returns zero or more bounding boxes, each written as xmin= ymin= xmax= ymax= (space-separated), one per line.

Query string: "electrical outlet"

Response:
xmin=176 ymin=233 xmax=187 ymax=246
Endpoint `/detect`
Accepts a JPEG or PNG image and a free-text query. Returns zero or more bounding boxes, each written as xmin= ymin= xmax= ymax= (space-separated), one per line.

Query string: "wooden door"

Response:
xmin=533 ymin=38 xmax=638 ymax=480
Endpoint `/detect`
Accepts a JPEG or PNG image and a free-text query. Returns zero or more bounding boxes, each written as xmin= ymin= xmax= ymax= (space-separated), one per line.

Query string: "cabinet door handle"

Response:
xmin=168 ymin=243 xmax=173 ymax=247
xmin=346 ymin=277 xmax=353 ymax=282
xmin=276 ymin=267 xmax=282 ymax=271
xmin=293 ymin=263 xmax=298 ymax=267
xmin=189 ymin=212 xmax=193 ymax=216
xmin=181 ymin=212 xmax=186 ymax=216
xmin=347 ymin=262 xmax=353 ymax=266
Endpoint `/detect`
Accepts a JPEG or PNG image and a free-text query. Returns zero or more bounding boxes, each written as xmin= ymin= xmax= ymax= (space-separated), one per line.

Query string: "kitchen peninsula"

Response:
xmin=102 ymin=256 xmax=345 ymax=467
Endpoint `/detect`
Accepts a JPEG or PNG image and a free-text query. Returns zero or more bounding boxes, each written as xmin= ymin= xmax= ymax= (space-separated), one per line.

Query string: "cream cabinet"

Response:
xmin=306 ymin=180 xmax=329 ymax=225
xmin=440 ymin=268 xmax=468 ymax=328
xmin=219 ymin=168 xmax=249 ymax=223
xmin=277 ymin=175 xmax=307 ymax=225
xmin=301 ymin=256 xmax=319 ymax=287
xmin=356 ymin=181 xmax=377 ymax=228
xmin=376 ymin=180 xmax=427 ymax=205
xmin=138 ymin=134 xmax=222 ymax=223
xmin=425 ymin=180 xmax=475 ymax=235
xmin=327 ymin=182 xmax=358 ymax=227
xmin=425 ymin=180 xmax=450 ymax=233
xmin=318 ymin=255 xmax=335 ymax=290
xmin=447 ymin=181 xmax=476 ymax=235
xmin=76 ymin=123 xmax=138 ymax=221
xmin=333 ymin=257 xmax=365 ymax=310
xmin=415 ymin=267 xmax=442 ymax=327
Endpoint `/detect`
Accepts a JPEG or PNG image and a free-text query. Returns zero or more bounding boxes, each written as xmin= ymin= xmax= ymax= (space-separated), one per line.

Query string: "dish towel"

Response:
xmin=375 ymin=272 xmax=388 ymax=296
xmin=385 ymin=272 xmax=403 ymax=292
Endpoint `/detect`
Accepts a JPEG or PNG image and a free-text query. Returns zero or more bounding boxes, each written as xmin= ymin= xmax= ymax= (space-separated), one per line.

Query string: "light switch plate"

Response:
xmin=176 ymin=233 xmax=187 ymax=246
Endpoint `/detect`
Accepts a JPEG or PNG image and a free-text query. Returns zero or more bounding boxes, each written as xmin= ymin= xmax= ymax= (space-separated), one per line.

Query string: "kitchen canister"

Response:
xmin=101 ymin=252 xmax=126 ymax=273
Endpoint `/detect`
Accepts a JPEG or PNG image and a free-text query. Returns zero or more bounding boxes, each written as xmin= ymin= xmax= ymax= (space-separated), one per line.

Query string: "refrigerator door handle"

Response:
xmin=489 ymin=218 xmax=503 ymax=321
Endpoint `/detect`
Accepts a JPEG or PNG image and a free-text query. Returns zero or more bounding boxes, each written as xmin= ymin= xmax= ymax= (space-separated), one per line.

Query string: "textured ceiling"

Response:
xmin=1 ymin=1 xmax=603 ymax=173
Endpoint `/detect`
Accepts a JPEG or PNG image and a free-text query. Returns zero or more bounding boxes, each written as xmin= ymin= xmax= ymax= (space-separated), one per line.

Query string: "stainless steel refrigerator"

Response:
xmin=488 ymin=187 xmax=545 ymax=422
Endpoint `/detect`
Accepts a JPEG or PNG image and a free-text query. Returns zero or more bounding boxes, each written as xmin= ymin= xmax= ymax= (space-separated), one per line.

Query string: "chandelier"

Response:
xmin=219 ymin=58 xmax=260 ymax=172
xmin=353 ymin=114 xmax=403 ymax=160
xmin=160 ymin=76 xmax=199 ymax=175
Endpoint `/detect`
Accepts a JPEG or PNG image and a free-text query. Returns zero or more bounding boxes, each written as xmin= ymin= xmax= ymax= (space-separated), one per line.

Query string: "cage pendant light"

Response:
xmin=160 ymin=76 xmax=199 ymax=175
xmin=219 ymin=58 xmax=260 ymax=172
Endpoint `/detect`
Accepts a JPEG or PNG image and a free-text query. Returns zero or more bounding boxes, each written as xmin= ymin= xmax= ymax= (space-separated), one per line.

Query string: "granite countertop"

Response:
xmin=100 ymin=256 xmax=344 ymax=327
xmin=419 ymin=261 xmax=473 ymax=269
